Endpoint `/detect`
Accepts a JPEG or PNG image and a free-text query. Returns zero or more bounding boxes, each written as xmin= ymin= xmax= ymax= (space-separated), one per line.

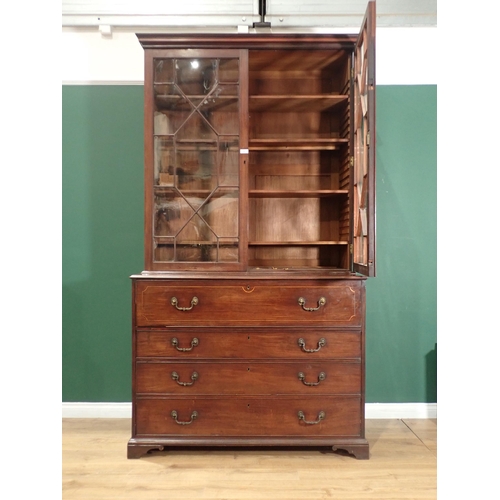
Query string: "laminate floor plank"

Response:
xmin=402 ymin=418 xmax=437 ymax=455
xmin=62 ymin=418 xmax=437 ymax=500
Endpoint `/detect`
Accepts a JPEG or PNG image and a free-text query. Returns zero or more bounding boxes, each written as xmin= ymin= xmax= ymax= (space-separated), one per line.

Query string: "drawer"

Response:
xmin=136 ymin=329 xmax=361 ymax=360
xmin=134 ymin=279 xmax=363 ymax=327
xmin=135 ymin=361 xmax=361 ymax=396
xmin=135 ymin=396 xmax=362 ymax=437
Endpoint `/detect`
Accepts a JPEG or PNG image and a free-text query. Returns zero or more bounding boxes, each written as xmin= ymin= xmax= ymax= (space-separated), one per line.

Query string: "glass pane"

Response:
xmin=154 ymin=192 xmax=203 ymax=238
xmin=150 ymin=56 xmax=240 ymax=266
xmin=177 ymin=212 xmax=216 ymax=244
xmin=353 ymin=32 xmax=370 ymax=268
xmin=176 ymin=148 xmax=217 ymax=191
xmin=155 ymin=109 xmax=193 ymax=136
xmin=154 ymin=137 xmax=174 ymax=186
xmin=202 ymin=192 xmax=239 ymax=237
xmin=155 ymin=59 xmax=175 ymax=83
xmin=155 ymin=91 xmax=193 ymax=114
xmin=217 ymin=239 xmax=239 ymax=262
xmin=177 ymin=213 xmax=217 ymax=263
xmin=202 ymin=239 xmax=239 ymax=263
xmin=155 ymin=86 xmax=194 ymax=135
xmin=218 ymin=137 xmax=239 ymax=186
xmin=154 ymin=60 xmax=175 ymax=97
xmin=154 ymin=239 xmax=175 ymax=262
xmin=176 ymin=112 xmax=218 ymax=142
xmin=176 ymin=59 xmax=217 ymax=95
xmin=176 ymin=244 xmax=204 ymax=262
xmin=199 ymin=85 xmax=239 ymax=136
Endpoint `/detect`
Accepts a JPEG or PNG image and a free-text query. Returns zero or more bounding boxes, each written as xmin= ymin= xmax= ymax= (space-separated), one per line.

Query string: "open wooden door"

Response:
xmin=352 ymin=0 xmax=376 ymax=277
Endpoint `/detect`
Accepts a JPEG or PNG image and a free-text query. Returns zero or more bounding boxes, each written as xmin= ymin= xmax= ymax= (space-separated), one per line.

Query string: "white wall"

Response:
xmin=61 ymin=27 xmax=437 ymax=85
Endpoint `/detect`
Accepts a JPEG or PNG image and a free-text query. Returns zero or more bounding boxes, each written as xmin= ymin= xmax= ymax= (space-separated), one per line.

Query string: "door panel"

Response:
xmin=352 ymin=1 xmax=376 ymax=277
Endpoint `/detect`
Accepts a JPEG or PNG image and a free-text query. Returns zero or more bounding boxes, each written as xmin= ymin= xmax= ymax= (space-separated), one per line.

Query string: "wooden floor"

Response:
xmin=63 ymin=418 xmax=436 ymax=499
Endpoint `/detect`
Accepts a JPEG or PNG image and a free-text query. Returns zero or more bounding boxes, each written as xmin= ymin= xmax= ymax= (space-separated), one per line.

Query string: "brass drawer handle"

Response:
xmin=171 ymin=296 xmax=199 ymax=311
xmin=298 ymin=296 xmax=326 ymax=312
xmin=171 ymin=410 xmax=198 ymax=425
xmin=298 ymin=371 xmax=326 ymax=386
xmin=171 ymin=371 xmax=198 ymax=386
xmin=297 ymin=410 xmax=326 ymax=425
xmin=297 ymin=337 xmax=326 ymax=353
xmin=171 ymin=337 xmax=199 ymax=352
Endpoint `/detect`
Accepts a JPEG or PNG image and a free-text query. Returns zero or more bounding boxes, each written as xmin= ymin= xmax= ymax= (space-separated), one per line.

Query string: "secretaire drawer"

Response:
xmin=134 ymin=279 xmax=364 ymax=327
xmin=135 ymin=361 xmax=361 ymax=396
xmin=135 ymin=396 xmax=362 ymax=437
xmin=136 ymin=329 xmax=361 ymax=360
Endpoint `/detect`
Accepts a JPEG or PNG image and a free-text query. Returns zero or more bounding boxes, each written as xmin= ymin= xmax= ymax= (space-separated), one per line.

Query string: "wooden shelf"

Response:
xmin=249 ymin=137 xmax=348 ymax=151
xmin=249 ymin=241 xmax=349 ymax=246
xmin=249 ymin=190 xmax=348 ymax=198
xmin=250 ymin=95 xmax=348 ymax=112
xmin=155 ymin=179 xmax=348 ymax=201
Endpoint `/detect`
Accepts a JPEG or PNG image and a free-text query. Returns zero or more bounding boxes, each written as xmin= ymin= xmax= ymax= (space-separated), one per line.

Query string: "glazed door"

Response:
xmin=144 ymin=49 xmax=248 ymax=271
xmin=352 ymin=0 xmax=376 ymax=277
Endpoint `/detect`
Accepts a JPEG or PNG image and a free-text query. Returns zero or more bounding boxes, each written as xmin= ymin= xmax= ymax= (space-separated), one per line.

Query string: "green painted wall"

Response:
xmin=366 ymin=85 xmax=437 ymax=403
xmin=62 ymin=84 xmax=437 ymax=403
xmin=62 ymin=86 xmax=144 ymax=401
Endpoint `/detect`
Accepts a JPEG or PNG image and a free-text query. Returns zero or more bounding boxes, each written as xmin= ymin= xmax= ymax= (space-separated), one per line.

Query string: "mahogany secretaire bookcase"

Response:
xmin=128 ymin=0 xmax=376 ymax=459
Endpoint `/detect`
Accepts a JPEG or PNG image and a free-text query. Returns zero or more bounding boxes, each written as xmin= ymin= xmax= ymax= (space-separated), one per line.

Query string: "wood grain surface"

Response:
xmin=63 ymin=418 xmax=437 ymax=499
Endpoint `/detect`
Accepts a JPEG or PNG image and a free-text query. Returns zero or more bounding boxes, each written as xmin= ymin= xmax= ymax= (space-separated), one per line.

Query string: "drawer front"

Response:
xmin=136 ymin=330 xmax=361 ymax=360
xmin=134 ymin=280 xmax=363 ymax=327
xmin=135 ymin=361 xmax=361 ymax=396
xmin=135 ymin=396 xmax=362 ymax=437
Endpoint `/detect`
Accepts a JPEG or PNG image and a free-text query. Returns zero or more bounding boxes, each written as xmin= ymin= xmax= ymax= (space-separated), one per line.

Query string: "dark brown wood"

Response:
xmin=127 ymin=436 xmax=370 ymax=460
xmin=134 ymin=279 xmax=363 ymax=327
xmin=129 ymin=276 xmax=368 ymax=457
xmin=130 ymin=1 xmax=376 ymax=460
xmin=135 ymin=360 xmax=361 ymax=395
xmin=136 ymin=329 xmax=362 ymax=360
xmin=137 ymin=33 xmax=358 ymax=51
xmin=332 ymin=441 xmax=370 ymax=459
xmin=134 ymin=396 xmax=362 ymax=436
xmin=143 ymin=49 xmax=154 ymax=271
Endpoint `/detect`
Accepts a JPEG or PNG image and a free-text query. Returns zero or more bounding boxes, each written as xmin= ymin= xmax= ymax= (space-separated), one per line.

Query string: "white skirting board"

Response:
xmin=62 ymin=402 xmax=437 ymax=419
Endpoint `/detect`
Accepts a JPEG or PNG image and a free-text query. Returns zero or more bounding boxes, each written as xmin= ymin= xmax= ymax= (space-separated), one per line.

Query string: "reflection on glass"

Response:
xmin=176 ymin=59 xmax=217 ymax=95
xmin=217 ymin=240 xmax=239 ymax=262
xmin=155 ymin=59 xmax=174 ymax=83
xmin=154 ymin=193 xmax=202 ymax=238
xmin=203 ymin=193 xmax=239 ymax=237
xmin=154 ymin=137 xmax=174 ymax=186
xmin=176 ymin=148 xmax=217 ymax=191
xmin=154 ymin=240 xmax=175 ymax=262
xmin=218 ymin=137 xmax=239 ymax=186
